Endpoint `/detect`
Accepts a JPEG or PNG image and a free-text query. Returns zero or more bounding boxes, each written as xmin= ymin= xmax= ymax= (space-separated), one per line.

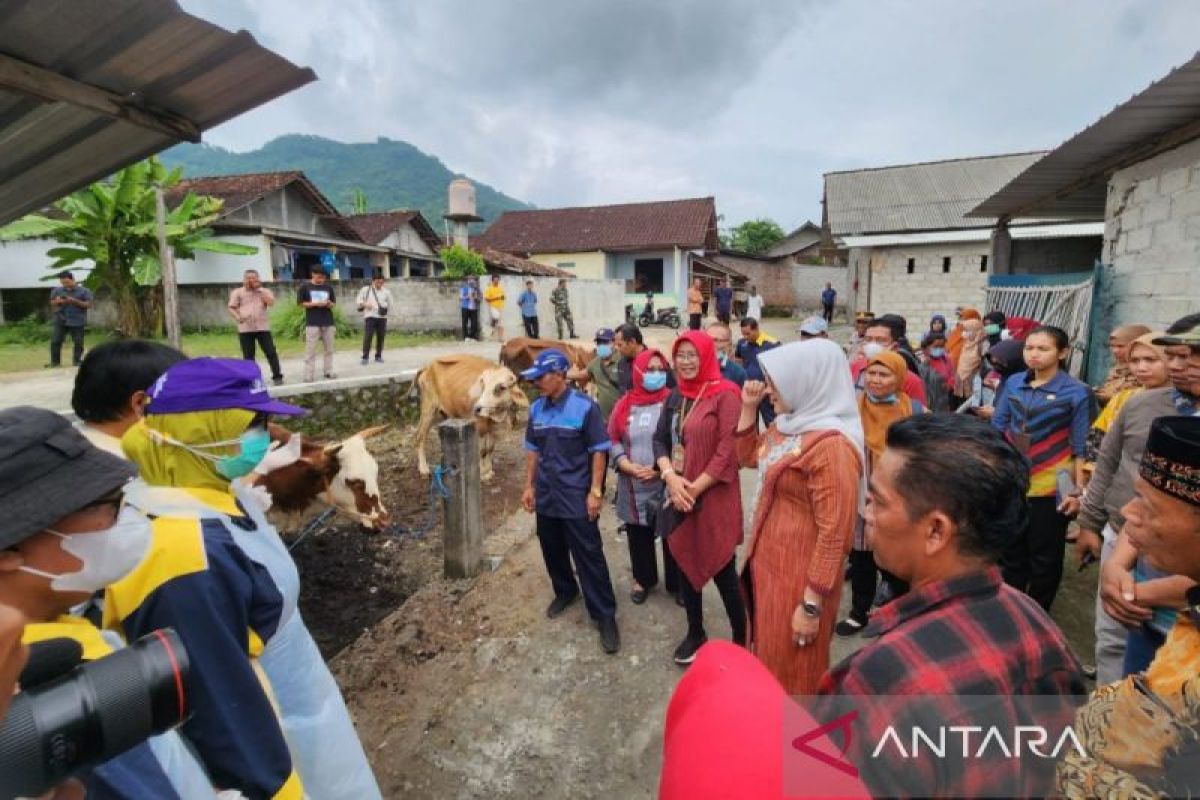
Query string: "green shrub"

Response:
xmin=439 ymin=243 xmax=486 ymax=278
xmin=0 ymin=314 xmax=53 ymax=345
xmin=269 ymin=298 xmax=356 ymax=340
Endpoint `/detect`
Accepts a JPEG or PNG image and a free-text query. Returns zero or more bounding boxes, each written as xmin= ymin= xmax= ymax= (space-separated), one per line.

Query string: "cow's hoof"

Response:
xmin=481 ymin=471 xmax=495 ymax=482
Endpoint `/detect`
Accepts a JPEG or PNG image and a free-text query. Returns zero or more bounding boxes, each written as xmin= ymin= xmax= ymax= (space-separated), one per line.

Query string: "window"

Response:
xmin=980 ymin=255 xmax=989 ymax=273
xmin=633 ymin=258 xmax=665 ymax=293
xmin=556 ymin=262 xmax=575 ymax=270
xmin=906 ymin=258 xmax=915 ymax=274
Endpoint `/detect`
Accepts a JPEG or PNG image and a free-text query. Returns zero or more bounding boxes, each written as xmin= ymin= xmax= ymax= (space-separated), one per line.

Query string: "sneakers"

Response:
xmin=598 ymin=617 xmax=620 ymax=654
xmin=324 ymin=372 xmax=337 ymax=379
xmin=374 ymin=356 xmax=384 ymax=363
xmin=272 ymin=377 xmax=284 ymax=386
xmin=835 ymin=615 xmax=867 ymax=638
xmin=673 ymin=632 xmax=707 ymax=665
xmin=545 ymin=593 xmax=578 ymax=619
xmin=360 ymin=357 xmax=369 ymax=366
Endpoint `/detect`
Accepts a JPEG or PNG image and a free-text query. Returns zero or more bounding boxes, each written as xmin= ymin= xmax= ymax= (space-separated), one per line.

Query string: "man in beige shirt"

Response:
xmin=228 ymin=268 xmax=284 ymax=385
xmin=686 ymin=277 xmax=704 ymax=330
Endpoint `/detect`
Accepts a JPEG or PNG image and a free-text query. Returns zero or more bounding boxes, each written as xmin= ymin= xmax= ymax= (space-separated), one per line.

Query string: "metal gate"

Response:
xmin=984 ymin=270 xmax=1096 ymax=377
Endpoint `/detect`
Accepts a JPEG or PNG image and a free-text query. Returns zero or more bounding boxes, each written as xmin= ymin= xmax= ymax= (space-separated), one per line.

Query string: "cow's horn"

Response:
xmin=356 ymin=424 xmax=391 ymax=440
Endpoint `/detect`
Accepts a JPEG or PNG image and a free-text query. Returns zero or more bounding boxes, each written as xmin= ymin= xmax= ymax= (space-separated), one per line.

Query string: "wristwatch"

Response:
xmin=590 ymin=487 xmax=603 ymax=499
xmin=801 ymin=600 xmax=821 ymax=618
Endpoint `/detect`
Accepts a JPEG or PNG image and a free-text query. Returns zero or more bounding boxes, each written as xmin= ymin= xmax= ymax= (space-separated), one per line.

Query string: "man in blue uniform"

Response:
xmin=521 ymin=350 xmax=620 ymax=654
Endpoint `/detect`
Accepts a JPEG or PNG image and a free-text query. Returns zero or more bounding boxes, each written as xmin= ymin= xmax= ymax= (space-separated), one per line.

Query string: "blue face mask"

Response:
xmin=216 ymin=429 xmax=273 ymax=479
xmin=717 ymin=351 xmax=729 ymax=366
xmin=929 ymin=347 xmax=946 ymax=358
xmin=867 ymin=392 xmax=898 ymax=405
xmin=642 ymin=371 xmax=667 ymax=391
xmin=597 ymin=344 xmax=613 ymax=358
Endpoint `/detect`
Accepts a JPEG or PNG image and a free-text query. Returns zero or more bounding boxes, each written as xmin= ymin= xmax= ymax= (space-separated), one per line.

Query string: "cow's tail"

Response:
xmin=406 ymin=369 xmax=424 ymax=401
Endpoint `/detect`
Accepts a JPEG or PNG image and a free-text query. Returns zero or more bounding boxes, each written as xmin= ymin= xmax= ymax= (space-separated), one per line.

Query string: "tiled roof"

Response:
xmin=824 ymin=153 xmax=1049 ymax=235
xmin=343 ymin=210 xmax=444 ymax=252
xmin=475 ymin=247 xmax=570 ymax=277
xmin=473 ymin=197 xmax=720 ymax=254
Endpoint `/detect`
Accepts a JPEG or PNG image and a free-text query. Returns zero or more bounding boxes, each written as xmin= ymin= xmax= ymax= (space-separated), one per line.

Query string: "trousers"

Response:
xmin=522 ymin=315 xmax=539 ymax=338
xmin=461 ymin=308 xmax=479 ymax=340
xmin=536 ymin=515 xmax=617 ymax=620
xmin=303 ymin=325 xmax=335 ymax=381
xmin=1094 ymin=528 xmax=1127 ymax=684
xmin=680 ymin=556 xmax=746 ymax=644
xmin=555 ymin=307 xmax=576 ymax=339
xmin=49 ymin=321 xmax=85 ymax=365
xmin=1000 ymin=496 xmax=1070 ymax=611
xmin=362 ymin=317 xmax=387 ymax=358
xmin=238 ymin=331 xmax=283 ymax=380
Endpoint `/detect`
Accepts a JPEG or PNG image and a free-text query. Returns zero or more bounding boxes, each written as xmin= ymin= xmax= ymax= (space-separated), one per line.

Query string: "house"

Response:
xmin=343 ymin=210 xmax=444 ymax=277
xmin=971 ymin=49 xmax=1200 ymax=375
xmin=473 ymin=197 xmax=724 ymax=309
xmin=824 ymin=153 xmax=1105 ymax=325
xmin=764 ymin=221 xmax=823 ymax=263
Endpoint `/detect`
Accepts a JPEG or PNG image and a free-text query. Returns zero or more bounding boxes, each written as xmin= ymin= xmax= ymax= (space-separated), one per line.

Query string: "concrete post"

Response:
xmin=438 ymin=419 xmax=483 ymax=579
xmin=990 ymin=219 xmax=1013 ymax=276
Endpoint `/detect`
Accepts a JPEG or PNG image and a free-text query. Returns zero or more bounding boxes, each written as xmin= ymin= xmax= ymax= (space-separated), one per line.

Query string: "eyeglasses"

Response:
xmin=674 ymin=351 xmax=699 ymax=362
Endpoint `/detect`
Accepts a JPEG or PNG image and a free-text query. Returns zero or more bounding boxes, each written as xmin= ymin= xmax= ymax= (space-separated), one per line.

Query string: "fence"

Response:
xmin=984 ymin=270 xmax=1095 ymax=378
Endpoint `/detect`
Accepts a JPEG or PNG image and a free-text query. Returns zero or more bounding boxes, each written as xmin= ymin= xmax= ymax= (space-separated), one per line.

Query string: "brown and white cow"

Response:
xmin=260 ymin=423 xmax=391 ymax=531
xmin=498 ymin=337 xmax=594 ymax=376
xmin=413 ymin=354 xmax=527 ymax=481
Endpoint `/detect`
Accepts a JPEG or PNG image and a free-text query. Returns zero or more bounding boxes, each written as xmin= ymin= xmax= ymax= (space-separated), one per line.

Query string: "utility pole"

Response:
xmin=155 ymin=186 xmax=181 ymax=349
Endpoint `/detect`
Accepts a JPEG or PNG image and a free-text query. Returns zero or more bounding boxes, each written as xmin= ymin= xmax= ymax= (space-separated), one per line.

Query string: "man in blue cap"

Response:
xmin=521 ymin=349 xmax=620 ymax=653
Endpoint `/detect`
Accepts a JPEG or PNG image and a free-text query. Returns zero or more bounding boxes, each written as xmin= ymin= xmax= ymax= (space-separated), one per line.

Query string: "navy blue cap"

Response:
xmin=520 ymin=349 xmax=571 ymax=380
xmin=594 ymin=327 xmax=615 ymax=342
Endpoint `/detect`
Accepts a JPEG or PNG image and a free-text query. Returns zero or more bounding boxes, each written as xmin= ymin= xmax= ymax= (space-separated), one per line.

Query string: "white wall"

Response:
xmin=0 ymin=238 xmax=93 ymax=289
xmin=1104 ymin=136 xmax=1200 ymax=328
xmin=855 ymin=241 xmax=990 ymax=326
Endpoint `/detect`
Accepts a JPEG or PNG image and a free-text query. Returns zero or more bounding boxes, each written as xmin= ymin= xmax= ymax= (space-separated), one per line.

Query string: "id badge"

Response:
xmin=671 ymin=443 xmax=685 ymax=473
xmin=1011 ymin=431 xmax=1031 ymax=455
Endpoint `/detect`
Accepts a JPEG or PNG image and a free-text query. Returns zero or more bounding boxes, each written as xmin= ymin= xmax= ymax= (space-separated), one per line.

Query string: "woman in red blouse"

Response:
xmin=654 ymin=330 xmax=746 ymax=665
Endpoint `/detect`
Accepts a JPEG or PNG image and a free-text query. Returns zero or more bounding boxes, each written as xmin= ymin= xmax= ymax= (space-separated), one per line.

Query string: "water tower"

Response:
xmin=444 ymin=178 xmax=483 ymax=247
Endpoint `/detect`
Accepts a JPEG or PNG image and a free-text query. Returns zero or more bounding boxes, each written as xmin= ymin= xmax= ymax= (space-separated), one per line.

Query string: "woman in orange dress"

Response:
xmin=736 ymin=338 xmax=864 ymax=694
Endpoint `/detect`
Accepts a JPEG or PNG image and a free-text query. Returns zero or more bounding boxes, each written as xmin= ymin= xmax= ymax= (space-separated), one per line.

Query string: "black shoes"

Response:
xmin=545 ymin=593 xmax=578 ymax=619
xmin=835 ymin=615 xmax=867 ymax=638
xmin=598 ymin=617 xmax=620 ymax=654
xmin=673 ymin=632 xmax=707 ymax=665
xmin=630 ymin=586 xmax=649 ymax=605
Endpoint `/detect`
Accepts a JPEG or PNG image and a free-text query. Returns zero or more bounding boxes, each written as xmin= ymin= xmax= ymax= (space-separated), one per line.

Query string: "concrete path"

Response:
xmin=0 ymin=317 xmax=816 ymax=412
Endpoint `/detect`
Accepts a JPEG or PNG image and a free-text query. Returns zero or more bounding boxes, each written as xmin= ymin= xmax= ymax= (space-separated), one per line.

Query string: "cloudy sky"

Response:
xmin=184 ymin=0 xmax=1200 ymax=230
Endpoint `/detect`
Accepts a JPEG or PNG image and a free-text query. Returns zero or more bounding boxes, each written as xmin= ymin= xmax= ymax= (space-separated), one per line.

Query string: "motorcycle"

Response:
xmin=637 ymin=293 xmax=682 ymax=329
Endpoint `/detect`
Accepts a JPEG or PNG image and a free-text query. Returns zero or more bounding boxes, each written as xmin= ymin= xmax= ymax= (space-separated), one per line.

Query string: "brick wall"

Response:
xmin=857 ymin=241 xmax=990 ymax=329
xmin=1103 ymin=136 xmax=1200 ymax=329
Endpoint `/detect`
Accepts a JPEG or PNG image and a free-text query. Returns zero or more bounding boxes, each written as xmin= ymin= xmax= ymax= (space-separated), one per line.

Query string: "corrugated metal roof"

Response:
xmin=0 ymin=0 xmax=316 ymax=225
xmin=823 ymin=152 xmax=1048 ymax=235
xmin=970 ymin=50 xmax=1200 ymax=219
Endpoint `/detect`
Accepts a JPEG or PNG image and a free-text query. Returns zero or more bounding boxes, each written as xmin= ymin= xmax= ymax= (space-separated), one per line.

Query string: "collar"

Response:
xmin=755 ymin=332 xmax=778 ymax=346
xmin=542 ymin=387 xmax=574 ymax=408
xmin=864 ymin=566 xmax=1002 ymax=637
xmin=1019 ymin=369 xmax=1069 ymax=391
xmin=180 ymin=486 xmax=243 ymax=516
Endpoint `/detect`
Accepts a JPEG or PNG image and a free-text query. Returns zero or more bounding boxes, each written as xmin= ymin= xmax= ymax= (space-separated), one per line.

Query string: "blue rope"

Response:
xmin=387 ymin=463 xmax=457 ymax=541
xmin=287 ymin=507 xmax=337 ymax=551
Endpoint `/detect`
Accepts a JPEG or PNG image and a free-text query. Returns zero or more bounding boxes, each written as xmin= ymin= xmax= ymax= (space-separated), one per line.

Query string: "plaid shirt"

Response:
xmin=815 ymin=567 xmax=1086 ymax=799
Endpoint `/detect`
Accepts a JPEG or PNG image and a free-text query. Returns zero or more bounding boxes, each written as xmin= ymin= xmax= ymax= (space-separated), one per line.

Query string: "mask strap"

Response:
xmin=18 ymin=565 xmax=59 ymax=581
xmin=146 ymin=429 xmax=225 ymax=463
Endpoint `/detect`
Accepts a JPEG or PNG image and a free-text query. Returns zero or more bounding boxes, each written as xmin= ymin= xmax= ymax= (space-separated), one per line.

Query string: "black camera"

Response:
xmin=0 ymin=628 xmax=190 ymax=798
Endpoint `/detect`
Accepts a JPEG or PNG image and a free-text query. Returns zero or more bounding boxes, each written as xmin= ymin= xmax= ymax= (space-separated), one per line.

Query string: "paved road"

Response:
xmin=0 ymin=317 xmax=822 ymax=412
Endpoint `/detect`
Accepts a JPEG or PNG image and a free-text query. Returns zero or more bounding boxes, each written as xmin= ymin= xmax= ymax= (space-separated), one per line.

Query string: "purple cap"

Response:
xmin=146 ymin=358 xmax=308 ymax=416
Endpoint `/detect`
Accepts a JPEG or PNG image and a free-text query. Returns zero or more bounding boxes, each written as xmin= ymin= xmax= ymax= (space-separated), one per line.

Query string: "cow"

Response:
xmin=498 ymin=337 xmax=594 ymax=376
xmin=413 ymin=354 xmax=527 ymax=481
xmin=260 ymin=423 xmax=391 ymax=532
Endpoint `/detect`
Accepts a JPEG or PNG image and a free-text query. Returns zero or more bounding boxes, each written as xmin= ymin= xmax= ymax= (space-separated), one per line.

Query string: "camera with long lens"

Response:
xmin=0 ymin=628 xmax=190 ymax=798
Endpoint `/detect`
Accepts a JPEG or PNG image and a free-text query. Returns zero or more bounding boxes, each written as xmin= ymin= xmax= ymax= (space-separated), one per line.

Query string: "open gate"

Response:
xmin=984 ymin=269 xmax=1096 ymax=378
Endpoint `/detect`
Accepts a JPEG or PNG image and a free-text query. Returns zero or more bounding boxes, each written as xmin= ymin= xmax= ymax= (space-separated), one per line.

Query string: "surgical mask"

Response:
xmin=867 ymin=392 xmax=898 ymax=405
xmin=149 ymin=427 xmax=272 ymax=479
xmin=984 ymin=324 xmax=1002 ymax=336
xmin=929 ymin=347 xmax=946 ymax=358
xmin=717 ymin=351 xmax=729 ymax=366
xmin=642 ymin=372 xmax=667 ymax=391
xmin=862 ymin=342 xmax=885 ymax=359
xmin=20 ymin=506 xmax=152 ymax=592
xmin=597 ymin=344 xmax=613 ymax=358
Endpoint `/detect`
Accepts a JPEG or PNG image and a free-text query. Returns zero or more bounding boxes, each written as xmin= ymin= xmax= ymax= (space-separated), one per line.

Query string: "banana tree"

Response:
xmin=0 ymin=157 xmax=257 ymax=336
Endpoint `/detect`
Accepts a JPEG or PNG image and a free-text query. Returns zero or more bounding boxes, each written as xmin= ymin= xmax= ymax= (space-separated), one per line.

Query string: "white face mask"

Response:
xmin=862 ymin=342 xmax=886 ymax=360
xmin=20 ymin=506 xmax=152 ymax=593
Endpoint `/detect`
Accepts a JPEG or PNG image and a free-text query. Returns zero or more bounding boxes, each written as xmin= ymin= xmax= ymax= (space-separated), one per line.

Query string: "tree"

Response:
xmin=351 ymin=187 xmax=369 ymax=215
xmin=723 ymin=218 xmax=786 ymax=255
xmin=439 ymin=243 xmax=486 ymax=278
xmin=0 ymin=158 xmax=256 ymax=336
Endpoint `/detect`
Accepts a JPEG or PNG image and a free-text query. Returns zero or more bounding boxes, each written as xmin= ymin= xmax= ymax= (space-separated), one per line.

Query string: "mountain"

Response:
xmin=159 ymin=134 xmax=533 ymax=230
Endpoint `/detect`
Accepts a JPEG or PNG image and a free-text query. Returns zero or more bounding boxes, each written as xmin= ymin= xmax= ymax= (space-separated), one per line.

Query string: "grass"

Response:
xmin=0 ymin=323 xmax=453 ymax=374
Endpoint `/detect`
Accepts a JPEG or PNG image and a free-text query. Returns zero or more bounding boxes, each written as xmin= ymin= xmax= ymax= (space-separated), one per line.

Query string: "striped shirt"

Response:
xmin=992 ymin=370 xmax=1093 ymax=497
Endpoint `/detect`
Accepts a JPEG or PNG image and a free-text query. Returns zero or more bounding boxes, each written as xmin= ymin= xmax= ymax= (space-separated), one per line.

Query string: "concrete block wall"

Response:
xmin=792 ymin=264 xmax=850 ymax=315
xmin=1104 ymin=136 xmax=1200 ymax=329
xmin=858 ymin=241 xmax=990 ymax=330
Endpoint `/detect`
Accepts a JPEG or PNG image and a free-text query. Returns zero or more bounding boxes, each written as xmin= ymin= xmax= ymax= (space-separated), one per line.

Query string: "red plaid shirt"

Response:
xmin=814 ymin=567 xmax=1086 ymax=799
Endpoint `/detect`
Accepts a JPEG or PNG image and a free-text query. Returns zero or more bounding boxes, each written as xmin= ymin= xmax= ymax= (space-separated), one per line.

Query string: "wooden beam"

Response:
xmin=156 ymin=187 xmax=182 ymax=349
xmin=0 ymin=51 xmax=200 ymax=143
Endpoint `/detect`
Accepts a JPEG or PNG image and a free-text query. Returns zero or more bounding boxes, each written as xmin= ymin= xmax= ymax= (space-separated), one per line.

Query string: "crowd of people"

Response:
xmin=519 ymin=303 xmax=1200 ymax=797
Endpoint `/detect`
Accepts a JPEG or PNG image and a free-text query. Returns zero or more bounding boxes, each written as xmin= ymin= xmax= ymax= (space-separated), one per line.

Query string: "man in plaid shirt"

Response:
xmin=814 ymin=415 xmax=1086 ymax=798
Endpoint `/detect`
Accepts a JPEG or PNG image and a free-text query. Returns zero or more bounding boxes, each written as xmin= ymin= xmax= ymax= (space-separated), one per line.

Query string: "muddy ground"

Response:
xmin=285 ymin=421 xmax=1099 ymax=799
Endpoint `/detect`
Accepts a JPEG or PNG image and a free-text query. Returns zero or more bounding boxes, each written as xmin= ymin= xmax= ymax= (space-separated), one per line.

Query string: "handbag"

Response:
xmin=371 ymin=287 xmax=389 ymax=317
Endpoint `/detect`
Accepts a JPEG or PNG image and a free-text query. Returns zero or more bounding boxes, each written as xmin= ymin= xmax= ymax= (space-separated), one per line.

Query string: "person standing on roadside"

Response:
xmin=47 ymin=270 xmax=92 ymax=368
xmin=228 ymin=269 xmax=284 ymax=385
xmin=520 ymin=349 xmax=620 ymax=654
xmin=687 ymin=277 xmax=704 ymax=330
xmin=518 ymin=279 xmax=540 ymax=338
xmin=746 ymin=285 xmax=764 ymax=323
xmin=712 ymin=279 xmax=734 ymax=325
xmin=483 ymin=274 xmax=507 ymax=342
xmin=821 ymin=282 xmax=837 ymax=323
xmin=356 ymin=272 xmax=392 ymax=365
xmin=459 ymin=276 xmax=481 ymax=341
xmin=298 ymin=266 xmax=337 ymax=382
xmin=551 ymin=278 xmax=577 ymax=339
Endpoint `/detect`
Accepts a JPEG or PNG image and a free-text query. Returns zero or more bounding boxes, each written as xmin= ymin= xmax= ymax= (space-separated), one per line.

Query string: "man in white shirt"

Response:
xmin=746 ymin=285 xmax=764 ymax=322
xmin=356 ymin=273 xmax=394 ymax=365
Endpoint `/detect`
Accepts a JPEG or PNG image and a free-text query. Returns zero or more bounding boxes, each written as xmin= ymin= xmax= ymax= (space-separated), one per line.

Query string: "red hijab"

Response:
xmin=672 ymin=330 xmax=741 ymax=401
xmin=608 ymin=347 xmax=670 ymax=443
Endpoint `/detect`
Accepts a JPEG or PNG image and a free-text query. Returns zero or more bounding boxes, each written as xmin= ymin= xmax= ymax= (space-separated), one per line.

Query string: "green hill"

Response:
xmin=160 ymin=134 xmax=532 ymax=229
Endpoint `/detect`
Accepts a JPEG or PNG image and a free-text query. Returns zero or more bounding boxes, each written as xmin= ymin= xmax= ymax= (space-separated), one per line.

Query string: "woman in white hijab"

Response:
xmin=735 ymin=339 xmax=864 ymax=693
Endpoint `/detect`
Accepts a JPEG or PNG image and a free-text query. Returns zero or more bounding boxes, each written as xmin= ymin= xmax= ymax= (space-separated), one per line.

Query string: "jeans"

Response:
xmin=522 ymin=315 xmax=539 ymax=338
xmin=362 ymin=317 xmax=387 ymax=358
xmin=822 ymin=303 xmax=834 ymax=323
xmin=680 ymin=556 xmax=746 ymax=645
xmin=1094 ymin=528 xmax=1127 ymax=684
xmin=303 ymin=325 xmax=335 ymax=381
xmin=1122 ymin=624 xmax=1167 ymax=677
xmin=49 ymin=321 xmax=85 ymax=365
xmin=1000 ymin=496 xmax=1069 ymax=611
xmin=536 ymin=515 xmax=617 ymax=621
xmin=238 ymin=331 xmax=282 ymax=380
